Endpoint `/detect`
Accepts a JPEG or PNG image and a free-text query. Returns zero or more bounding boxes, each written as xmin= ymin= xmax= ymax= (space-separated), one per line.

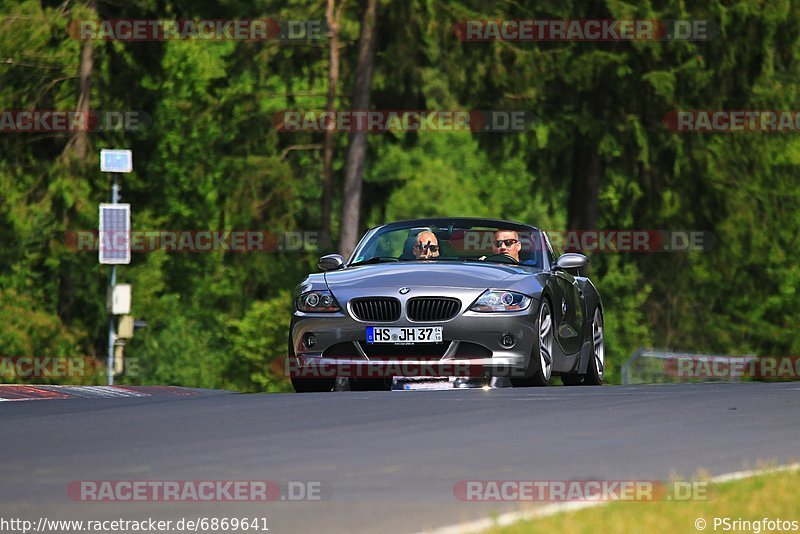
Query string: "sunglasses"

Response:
xmin=494 ymin=239 xmax=519 ymax=247
xmin=414 ymin=244 xmax=439 ymax=252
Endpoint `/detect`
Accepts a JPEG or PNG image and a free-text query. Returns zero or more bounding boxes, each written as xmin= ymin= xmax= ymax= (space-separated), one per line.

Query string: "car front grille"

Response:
xmin=406 ymin=297 xmax=461 ymax=322
xmin=349 ymin=297 xmax=401 ymax=322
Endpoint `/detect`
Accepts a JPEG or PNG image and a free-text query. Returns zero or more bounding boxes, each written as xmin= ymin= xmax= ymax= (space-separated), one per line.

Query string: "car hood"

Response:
xmin=324 ymin=262 xmax=527 ymax=291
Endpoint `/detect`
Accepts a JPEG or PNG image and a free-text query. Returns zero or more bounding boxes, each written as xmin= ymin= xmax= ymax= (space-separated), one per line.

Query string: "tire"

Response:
xmin=511 ymin=297 xmax=553 ymax=387
xmin=583 ymin=307 xmax=605 ymax=385
xmin=348 ymin=377 xmax=393 ymax=391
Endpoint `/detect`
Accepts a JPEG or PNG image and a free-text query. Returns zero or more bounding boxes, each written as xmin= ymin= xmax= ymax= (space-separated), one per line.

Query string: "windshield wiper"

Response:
xmin=349 ymin=256 xmax=400 ymax=267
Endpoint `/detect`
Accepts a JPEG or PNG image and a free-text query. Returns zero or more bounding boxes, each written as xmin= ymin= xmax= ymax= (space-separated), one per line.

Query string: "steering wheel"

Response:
xmin=482 ymin=253 xmax=519 ymax=264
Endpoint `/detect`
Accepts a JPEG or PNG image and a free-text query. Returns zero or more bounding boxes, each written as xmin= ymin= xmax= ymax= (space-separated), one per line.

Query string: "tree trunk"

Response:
xmin=59 ymin=1 xmax=95 ymax=320
xmin=566 ymin=137 xmax=601 ymax=251
xmin=66 ymin=0 xmax=95 ymax=166
xmin=320 ymin=0 xmax=343 ymax=249
xmin=338 ymin=0 xmax=378 ymax=259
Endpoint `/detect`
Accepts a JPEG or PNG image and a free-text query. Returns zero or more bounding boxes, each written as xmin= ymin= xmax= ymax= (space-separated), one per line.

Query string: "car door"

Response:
xmin=541 ymin=231 xmax=584 ymax=357
xmin=551 ymin=267 xmax=585 ymax=356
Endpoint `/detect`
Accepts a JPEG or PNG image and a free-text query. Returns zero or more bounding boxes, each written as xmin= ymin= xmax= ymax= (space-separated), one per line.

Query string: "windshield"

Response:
xmin=350 ymin=220 xmax=544 ymax=269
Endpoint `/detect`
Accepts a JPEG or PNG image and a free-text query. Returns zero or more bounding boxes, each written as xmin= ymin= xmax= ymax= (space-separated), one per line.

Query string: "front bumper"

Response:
xmin=290 ymin=304 xmax=537 ymax=378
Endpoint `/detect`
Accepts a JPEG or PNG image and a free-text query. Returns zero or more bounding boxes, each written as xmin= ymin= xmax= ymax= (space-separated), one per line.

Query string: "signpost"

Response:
xmin=99 ymin=149 xmax=133 ymax=385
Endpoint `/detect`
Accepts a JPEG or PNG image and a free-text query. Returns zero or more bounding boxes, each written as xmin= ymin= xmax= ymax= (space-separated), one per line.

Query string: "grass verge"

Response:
xmin=489 ymin=467 xmax=800 ymax=534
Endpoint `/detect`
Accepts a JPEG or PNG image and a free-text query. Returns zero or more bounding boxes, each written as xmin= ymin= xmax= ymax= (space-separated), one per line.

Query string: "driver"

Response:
xmin=412 ymin=231 xmax=440 ymax=259
xmin=492 ymin=229 xmax=522 ymax=262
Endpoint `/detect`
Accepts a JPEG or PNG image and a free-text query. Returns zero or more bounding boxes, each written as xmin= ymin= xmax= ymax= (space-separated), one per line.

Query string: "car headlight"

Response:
xmin=296 ymin=290 xmax=340 ymax=312
xmin=470 ymin=290 xmax=531 ymax=312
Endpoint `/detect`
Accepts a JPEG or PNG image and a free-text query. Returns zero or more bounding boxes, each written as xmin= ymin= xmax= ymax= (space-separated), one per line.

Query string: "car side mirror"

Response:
xmin=555 ymin=253 xmax=589 ymax=271
xmin=318 ymin=254 xmax=344 ymax=271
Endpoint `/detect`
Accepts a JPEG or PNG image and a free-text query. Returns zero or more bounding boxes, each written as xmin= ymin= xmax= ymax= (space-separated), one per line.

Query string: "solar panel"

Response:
xmin=99 ymin=203 xmax=131 ymax=264
xmin=100 ymin=149 xmax=133 ymax=173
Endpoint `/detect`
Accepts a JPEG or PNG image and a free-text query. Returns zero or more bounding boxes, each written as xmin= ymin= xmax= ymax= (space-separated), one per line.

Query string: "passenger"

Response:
xmin=412 ymin=231 xmax=440 ymax=259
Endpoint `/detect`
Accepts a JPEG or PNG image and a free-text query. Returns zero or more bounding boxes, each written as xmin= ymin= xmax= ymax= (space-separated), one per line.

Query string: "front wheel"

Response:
xmin=511 ymin=298 xmax=553 ymax=387
xmin=583 ymin=307 xmax=604 ymax=385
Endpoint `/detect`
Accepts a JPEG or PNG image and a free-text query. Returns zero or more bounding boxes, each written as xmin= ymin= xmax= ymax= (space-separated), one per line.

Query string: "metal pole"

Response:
xmin=106 ymin=174 xmax=120 ymax=385
xmin=107 ymin=266 xmax=116 ymax=385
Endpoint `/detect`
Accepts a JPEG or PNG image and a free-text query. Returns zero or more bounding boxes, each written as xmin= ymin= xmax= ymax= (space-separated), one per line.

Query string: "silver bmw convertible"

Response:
xmin=288 ymin=218 xmax=604 ymax=392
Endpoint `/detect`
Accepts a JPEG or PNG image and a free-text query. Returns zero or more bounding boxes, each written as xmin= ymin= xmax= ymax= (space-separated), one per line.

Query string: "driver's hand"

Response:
xmin=479 ymin=256 xmax=486 ymax=260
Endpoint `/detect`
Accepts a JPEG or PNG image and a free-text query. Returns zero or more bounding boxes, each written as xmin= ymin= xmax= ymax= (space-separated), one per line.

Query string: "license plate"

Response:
xmin=366 ymin=326 xmax=443 ymax=344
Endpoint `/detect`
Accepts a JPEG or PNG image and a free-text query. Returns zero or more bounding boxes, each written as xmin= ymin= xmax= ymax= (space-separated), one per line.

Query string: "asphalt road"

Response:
xmin=1 ymin=382 xmax=799 ymax=533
